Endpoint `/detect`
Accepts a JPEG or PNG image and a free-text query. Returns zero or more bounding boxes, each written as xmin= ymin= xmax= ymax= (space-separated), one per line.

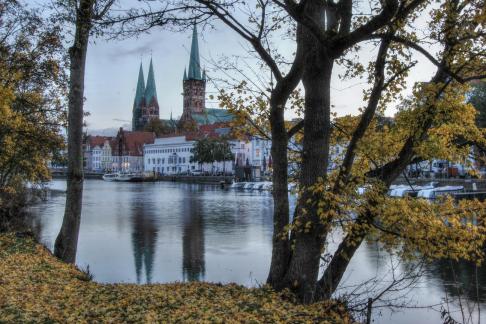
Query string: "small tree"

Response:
xmin=213 ymin=139 xmax=234 ymax=174
xmin=190 ymin=138 xmax=211 ymax=171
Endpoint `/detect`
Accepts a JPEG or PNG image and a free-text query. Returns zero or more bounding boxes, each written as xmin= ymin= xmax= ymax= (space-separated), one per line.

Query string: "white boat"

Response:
xmin=417 ymin=186 xmax=464 ymax=199
xmin=389 ymin=183 xmax=435 ymax=197
xmin=102 ymin=172 xmax=143 ymax=182
xmin=262 ymin=182 xmax=273 ymax=191
xmin=243 ymin=182 xmax=255 ymax=190
xmin=102 ymin=173 xmax=119 ymax=181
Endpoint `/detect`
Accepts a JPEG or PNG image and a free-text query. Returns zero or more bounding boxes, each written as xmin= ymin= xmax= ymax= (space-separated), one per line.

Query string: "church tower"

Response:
xmin=181 ymin=25 xmax=206 ymax=121
xmin=141 ymin=58 xmax=160 ymax=127
xmin=132 ymin=63 xmax=145 ymax=131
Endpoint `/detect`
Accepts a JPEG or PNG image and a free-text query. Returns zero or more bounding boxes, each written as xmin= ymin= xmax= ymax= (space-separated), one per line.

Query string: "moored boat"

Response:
xmin=102 ymin=172 xmax=144 ymax=182
xmin=417 ymin=185 xmax=464 ymax=199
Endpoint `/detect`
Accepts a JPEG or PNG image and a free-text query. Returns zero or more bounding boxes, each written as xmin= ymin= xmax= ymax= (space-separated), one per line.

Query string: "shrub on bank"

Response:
xmin=0 ymin=181 xmax=29 ymax=232
xmin=0 ymin=233 xmax=353 ymax=323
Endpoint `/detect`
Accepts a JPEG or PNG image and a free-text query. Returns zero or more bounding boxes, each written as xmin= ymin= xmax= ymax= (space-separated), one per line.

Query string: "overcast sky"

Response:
xmin=65 ymin=2 xmax=438 ymax=133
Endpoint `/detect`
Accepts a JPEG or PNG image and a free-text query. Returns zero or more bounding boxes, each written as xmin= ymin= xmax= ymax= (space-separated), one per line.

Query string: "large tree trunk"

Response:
xmin=54 ymin=0 xmax=94 ymax=264
xmin=266 ymin=99 xmax=291 ymax=287
xmin=283 ymin=11 xmax=333 ymax=301
xmin=266 ymin=25 xmax=305 ymax=288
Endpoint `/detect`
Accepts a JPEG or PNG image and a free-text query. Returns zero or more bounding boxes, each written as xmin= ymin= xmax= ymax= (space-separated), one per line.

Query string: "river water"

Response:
xmin=28 ymin=179 xmax=486 ymax=323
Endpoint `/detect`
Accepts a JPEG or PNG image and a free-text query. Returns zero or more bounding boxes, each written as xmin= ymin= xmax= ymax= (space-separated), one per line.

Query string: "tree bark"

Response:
xmin=54 ymin=0 xmax=94 ymax=264
xmin=266 ymin=26 xmax=305 ymax=288
xmin=267 ymin=104 xmax=290 ymax=287
xmin=282 ymin=3 xmax=333 ymax=301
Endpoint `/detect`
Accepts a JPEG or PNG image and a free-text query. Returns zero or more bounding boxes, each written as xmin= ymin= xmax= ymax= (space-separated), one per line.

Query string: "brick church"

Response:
xmin=131 ymin=25 xmax=234 ymax=133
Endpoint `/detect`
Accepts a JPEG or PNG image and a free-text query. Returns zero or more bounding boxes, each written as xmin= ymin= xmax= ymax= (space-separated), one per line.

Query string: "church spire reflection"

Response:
xmin=182 ymin=192 xmax=205 ymax=281
xmin=131 ymin=202 xmax=158 ymax=284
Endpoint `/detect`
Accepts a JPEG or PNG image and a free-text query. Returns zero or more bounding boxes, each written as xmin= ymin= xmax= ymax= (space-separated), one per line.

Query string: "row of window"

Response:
xmin=148 ymin=156 xmax=191 ymax=165
xmin=146 ymin=147 xmax=193 ymax=154
xmin=153 ymin=166 xmax=196 ymax=173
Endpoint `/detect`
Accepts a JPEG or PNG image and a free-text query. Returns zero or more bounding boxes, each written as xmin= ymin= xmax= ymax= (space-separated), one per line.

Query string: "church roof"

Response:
xmin=133 ymin=62 xmax=145 ymax=110
xmin=145 ymin=58 xmax=158 ymax=106
xmin=190 ymin=108 xmax=235 ymax=125
xmin=187 ymin=25 xmax=203 ymax=80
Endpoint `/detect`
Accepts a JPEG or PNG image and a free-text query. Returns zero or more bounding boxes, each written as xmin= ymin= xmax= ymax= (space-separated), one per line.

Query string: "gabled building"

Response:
xmin=112 ymin=127 xmax=156 ymax=172
xmin=84 ymin=135 xmax=113 ymax=172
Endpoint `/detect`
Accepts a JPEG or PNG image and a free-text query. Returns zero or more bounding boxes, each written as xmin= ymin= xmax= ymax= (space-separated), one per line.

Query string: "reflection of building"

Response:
xmin=182 ymin=195 xmax=205 ymax=281
xmin=131 ymin=203 xmax=158 ymax=284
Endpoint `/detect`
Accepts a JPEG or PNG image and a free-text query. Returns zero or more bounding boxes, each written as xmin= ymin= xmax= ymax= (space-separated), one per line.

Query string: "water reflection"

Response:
xmin=131 ymin=199 xmax=158 ymax=284
xmin=27 ymin=180 xmax=486 ymax=323
xmin=181 ymin=193 xmax=205 ymax=281
xmin=430 ymin=259 xmax=486 ymax=303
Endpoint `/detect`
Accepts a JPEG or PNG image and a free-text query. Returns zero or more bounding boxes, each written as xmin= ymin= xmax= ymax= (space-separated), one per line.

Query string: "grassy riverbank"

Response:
xmin=0 ymin=233 xmax=351 ymax=323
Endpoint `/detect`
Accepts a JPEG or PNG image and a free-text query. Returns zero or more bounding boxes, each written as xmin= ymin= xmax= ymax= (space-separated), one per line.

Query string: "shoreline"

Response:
xmin=0 ymin=232 xmax=350 ymax=323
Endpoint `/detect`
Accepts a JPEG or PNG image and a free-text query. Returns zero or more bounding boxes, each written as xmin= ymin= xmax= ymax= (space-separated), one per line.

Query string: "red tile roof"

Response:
xmin=87 ymin=135 xmax=111 ymax=148
xmin=113 ymin=128 xmax=155 ymax=156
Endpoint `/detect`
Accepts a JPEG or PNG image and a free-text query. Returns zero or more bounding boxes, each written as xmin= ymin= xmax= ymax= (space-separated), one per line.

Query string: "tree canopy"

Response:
xmin=0 ymin=1 xmax=66 ymax=196
xmin=191 ymin=137 xmax=234 ymax=166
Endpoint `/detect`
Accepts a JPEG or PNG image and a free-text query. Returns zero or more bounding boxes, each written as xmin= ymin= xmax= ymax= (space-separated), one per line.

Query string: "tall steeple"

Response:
xmin=136 ymin=57 xmax=160 ymax=129
xmin=132 ymin=62 xmax=145 ymax=131
xmin=181 ymin=24 xmax=206 ymax=122
xmin=187 ymin=25 xmax=202 ymax=80
xmin=145 ymin=58 xmax=158 ymax=106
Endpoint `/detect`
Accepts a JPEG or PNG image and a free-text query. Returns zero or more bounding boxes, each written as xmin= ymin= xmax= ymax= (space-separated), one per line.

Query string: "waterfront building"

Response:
xmin=84 ymin=129 xmax=155 ymax=173
xmin=112 ymin=128 xmax=156 ymax=172
xmin=144 ymin=136 xmax=197 ymax=175
xmin=143 ymin=131 xmax=269 ymax=177
xmin=84 ymin=136 xmax=112 ymax=172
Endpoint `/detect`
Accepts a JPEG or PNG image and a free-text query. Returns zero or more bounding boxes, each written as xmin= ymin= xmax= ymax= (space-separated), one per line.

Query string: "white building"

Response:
xmin=248 ymin=136 xmax=272 ymax=169
xmin=143 ymin=135 xmax=267 ymax=176
xmin=144 ymin=136 xmax=197 ymax=175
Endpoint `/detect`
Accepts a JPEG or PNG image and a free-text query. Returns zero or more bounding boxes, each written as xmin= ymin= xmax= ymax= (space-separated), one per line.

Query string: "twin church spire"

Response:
xmin=132 ymin=24 xmax=206 ymax=131
xmin=132 ymin=58 xmax=160 ymax=131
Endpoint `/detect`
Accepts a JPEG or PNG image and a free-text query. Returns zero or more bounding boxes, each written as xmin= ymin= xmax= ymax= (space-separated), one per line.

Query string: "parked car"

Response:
xmin=191 ymin=170 xmax=203 ymax=176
